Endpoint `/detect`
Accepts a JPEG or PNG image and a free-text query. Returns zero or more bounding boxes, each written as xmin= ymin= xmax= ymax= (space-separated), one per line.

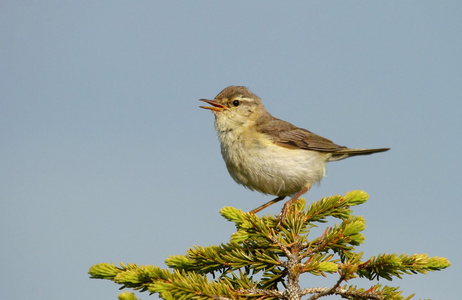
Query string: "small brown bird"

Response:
xmin=200 ymin=86 xmax=389 ymax=219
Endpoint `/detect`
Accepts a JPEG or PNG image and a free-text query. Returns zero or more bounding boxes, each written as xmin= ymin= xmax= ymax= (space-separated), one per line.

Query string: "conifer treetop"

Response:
xmin=89 ymin=191 xmax=450 ymax=299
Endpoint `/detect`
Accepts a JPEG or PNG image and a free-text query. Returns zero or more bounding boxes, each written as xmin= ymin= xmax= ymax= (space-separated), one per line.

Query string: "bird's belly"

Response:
xmin=220 ymin=136 xmax=327 ymax=196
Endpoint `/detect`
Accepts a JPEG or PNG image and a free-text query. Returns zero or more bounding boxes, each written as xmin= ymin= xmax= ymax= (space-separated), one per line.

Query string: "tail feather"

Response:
xmin=328 ymin=147 xmax=390 ymax=161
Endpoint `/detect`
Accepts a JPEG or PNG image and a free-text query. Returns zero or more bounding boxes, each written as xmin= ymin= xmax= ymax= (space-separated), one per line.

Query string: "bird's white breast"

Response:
xmin=216 ymin=126 xmax=327 ymax=197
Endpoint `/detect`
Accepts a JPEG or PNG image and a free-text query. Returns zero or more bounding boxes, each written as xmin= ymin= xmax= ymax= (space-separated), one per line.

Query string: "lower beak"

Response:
xmin=199 ymin=99 xmax=227 ymax=112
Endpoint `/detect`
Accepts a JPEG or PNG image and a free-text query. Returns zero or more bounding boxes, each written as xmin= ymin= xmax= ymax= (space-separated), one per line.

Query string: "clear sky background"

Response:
xmin=1 ymin=1 xmax=461 ymax=299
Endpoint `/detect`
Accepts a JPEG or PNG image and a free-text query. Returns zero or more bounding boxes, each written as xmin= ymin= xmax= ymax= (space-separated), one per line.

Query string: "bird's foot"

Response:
xmin=276 ymin=202 xmax=292 ymax=226
xmin=275 ymin=185 xmax=311 ymax=227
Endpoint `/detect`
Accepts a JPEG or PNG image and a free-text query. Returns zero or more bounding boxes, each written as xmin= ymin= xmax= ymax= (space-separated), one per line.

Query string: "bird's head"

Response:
xmin=200 ymin=86 xmax=270 ymax=132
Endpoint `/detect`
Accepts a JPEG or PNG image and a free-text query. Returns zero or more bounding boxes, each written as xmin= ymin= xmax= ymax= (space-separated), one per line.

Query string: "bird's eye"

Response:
xmin=232 ymin=100 xmax=240 ymax=107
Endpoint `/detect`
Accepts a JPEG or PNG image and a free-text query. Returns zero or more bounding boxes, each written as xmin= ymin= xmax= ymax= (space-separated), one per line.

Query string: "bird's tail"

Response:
xmin=328 ymin=147 xmax=390 ymax=161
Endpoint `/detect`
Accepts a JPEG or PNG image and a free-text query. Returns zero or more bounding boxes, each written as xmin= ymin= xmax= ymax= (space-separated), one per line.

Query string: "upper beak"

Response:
xmin=199 ymin=99 xmax=227 ymax=112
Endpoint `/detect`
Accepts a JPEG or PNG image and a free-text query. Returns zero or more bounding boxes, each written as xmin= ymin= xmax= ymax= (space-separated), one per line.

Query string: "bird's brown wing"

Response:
xmin=257 ymin=118 xmax=347 ymax=152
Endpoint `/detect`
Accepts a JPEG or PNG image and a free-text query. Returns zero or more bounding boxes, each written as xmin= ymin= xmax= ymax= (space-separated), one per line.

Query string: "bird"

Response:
xmin=199 ymin=85 xmax=389 ymax=220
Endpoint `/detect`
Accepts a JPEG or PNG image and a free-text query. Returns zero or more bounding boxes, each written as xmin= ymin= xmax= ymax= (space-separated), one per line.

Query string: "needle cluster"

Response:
xmin=89 ymin=191 xmax=449 ymax=300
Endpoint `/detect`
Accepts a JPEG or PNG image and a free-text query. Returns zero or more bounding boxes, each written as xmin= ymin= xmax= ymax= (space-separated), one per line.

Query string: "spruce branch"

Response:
xmin=89 ymin=190 xmax=450 ymax=299
xmin=356 ymin=253 xmax=450 ymax=281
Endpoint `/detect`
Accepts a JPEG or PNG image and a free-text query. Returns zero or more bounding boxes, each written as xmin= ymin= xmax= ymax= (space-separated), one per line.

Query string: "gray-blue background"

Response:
xmin=2 ymin=1 xmax=460 ymax=299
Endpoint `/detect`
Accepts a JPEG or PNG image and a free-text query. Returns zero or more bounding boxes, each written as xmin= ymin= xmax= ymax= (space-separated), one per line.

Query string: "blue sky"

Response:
xmin=1 ymin=1 xmax=461 ymax=299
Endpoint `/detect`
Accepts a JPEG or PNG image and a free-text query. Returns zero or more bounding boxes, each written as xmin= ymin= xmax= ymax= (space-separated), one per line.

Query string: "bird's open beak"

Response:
xmin=199 ymin=99 xmax=227 ymax=112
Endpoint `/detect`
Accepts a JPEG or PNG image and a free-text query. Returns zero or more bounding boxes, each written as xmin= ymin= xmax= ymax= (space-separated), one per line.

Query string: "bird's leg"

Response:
xmin=250 ymin=196 xmax=286 ymax=214
xmin=277 ymin=184 xmax=311 ymax=225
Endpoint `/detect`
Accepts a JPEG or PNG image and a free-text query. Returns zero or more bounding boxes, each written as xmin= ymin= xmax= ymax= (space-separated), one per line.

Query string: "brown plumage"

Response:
xmin=258 ymin=118 xmax=388 ymax=160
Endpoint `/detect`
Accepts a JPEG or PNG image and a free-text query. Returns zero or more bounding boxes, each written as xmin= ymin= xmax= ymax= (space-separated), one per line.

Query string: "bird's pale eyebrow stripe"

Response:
xmin=237 ymin=97 xmax=257 ymax=103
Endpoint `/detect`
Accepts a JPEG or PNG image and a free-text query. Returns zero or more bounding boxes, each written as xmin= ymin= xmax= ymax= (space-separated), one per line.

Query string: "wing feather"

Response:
xmin=257 ymin=118 xmax=347 ymax=152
